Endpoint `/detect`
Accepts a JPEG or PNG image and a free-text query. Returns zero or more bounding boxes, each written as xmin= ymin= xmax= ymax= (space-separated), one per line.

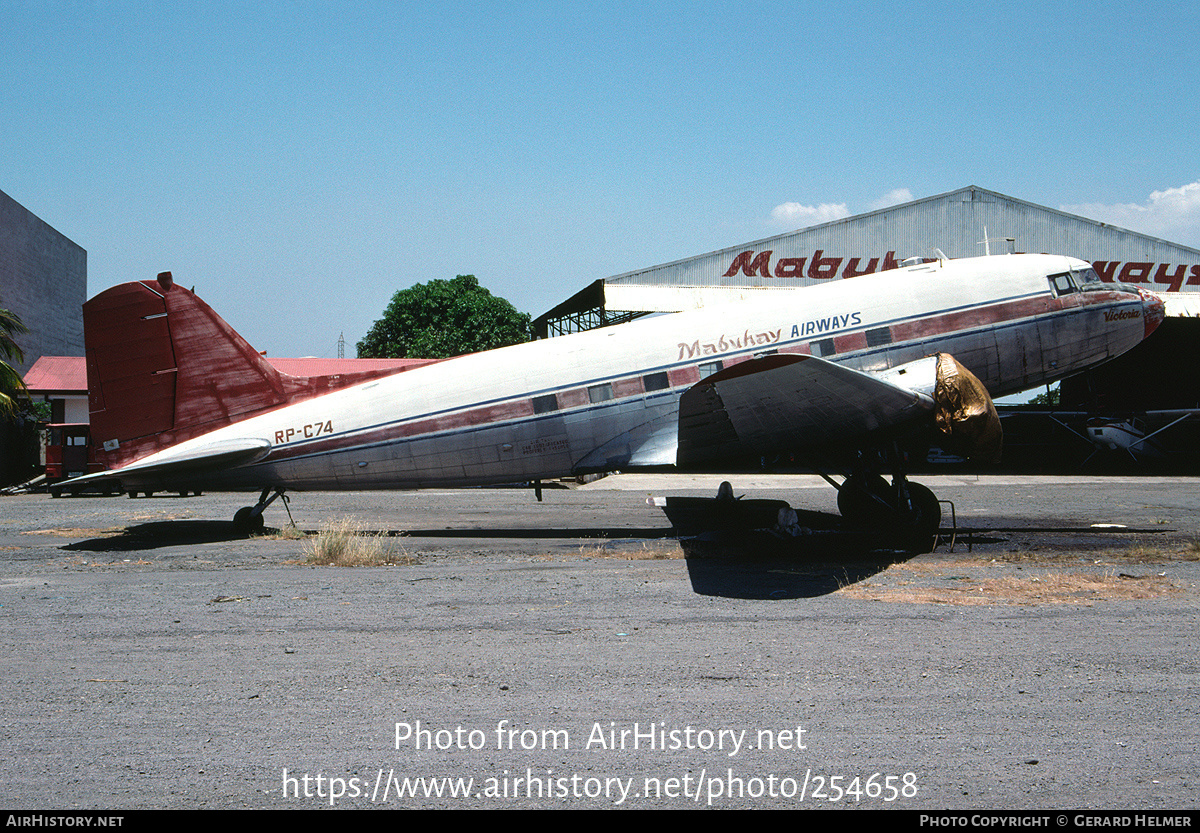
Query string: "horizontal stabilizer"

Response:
xmin=56 ymin=438 xmax=272 ymax=491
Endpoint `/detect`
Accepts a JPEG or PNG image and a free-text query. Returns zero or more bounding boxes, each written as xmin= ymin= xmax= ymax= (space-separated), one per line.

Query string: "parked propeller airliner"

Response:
xmin=55 ymin=254 xmax=1164 ymax=545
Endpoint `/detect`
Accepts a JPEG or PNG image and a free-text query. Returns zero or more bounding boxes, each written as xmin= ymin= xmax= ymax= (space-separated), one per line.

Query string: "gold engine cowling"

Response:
xmin=932 ymin=353 xmax=1002 ymax=463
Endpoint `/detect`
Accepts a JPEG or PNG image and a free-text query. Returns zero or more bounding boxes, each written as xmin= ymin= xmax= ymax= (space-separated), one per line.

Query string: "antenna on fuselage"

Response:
xmin=979 ymin=226 xmax=1017 ymax=256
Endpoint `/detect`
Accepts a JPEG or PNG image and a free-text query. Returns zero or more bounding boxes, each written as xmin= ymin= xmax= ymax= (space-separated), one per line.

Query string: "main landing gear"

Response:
xmin=829 ymin=450 xmax=942 ymax=551
xmin=232 ymin=487 xmax=292 ymax=534
xmin=837 ymin=475 xmax=940 ymax=536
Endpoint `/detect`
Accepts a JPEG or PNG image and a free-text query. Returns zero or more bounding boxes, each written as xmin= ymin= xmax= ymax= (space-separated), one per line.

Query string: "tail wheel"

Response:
xmin=233 ymin=507 xmax=265 ymax=534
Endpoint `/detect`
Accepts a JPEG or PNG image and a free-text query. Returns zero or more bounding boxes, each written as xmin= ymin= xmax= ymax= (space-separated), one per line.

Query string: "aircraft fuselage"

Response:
xmin=98 ymin=254 xmax=1163 ymax=492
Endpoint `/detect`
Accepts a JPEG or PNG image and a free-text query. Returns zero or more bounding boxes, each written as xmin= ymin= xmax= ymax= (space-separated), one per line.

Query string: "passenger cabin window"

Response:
xmin=813 ymin=338 xmax=835 ymax=358
xmin=642 ymin=371 xmax=670 ymax=392
xmin=1048 ymin=273 xmax=1077 ymax=296
xmin=532 ymin=393 xmax=559 ymax=414
xmin=866 ymin=327 xmax=892 ymax=347
xmin=698 ymin=361 xmax=724 ymax=379
xmin=587 ymin=383 xmax=613 ymax=403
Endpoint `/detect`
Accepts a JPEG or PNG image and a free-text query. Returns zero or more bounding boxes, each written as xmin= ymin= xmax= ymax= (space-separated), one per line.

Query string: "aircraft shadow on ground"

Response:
xmin=58 ymin=520 xmax=682 ymax=553
xmin=660 ymin=496 xmax=1009 ymax=599
xmin=57 ymin=515 xmax=929 ymax=601
xmin=655 ymin=495 xmax=895 ymax=598
xmin=677 ymin=529 xmax=1000 ymax=599
xmin=61 ymin=521 xmax=261 ymax=552
xmin=677 ymin=528 xmax=1019 ymax=599
xmin=679 ymin=533 xmax=911 ymax=600
xmin=57 ymin=505 xmax=1008 ymax=604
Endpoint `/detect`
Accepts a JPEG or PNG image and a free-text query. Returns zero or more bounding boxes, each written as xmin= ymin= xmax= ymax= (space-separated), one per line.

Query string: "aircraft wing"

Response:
xmin=56 ymin=438 xmax=272 ymax=492
xmin=677 ymin=353 xmax=937 ymax=464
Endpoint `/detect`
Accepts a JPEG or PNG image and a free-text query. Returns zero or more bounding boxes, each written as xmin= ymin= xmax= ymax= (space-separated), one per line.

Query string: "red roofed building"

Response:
xmin=22 ymin=356 xmax=91 ymax=423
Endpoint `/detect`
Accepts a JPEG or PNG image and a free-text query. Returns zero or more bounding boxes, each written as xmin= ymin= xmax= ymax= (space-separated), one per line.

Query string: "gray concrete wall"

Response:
xmin=0 ymin=188 xmax=86 ymax=376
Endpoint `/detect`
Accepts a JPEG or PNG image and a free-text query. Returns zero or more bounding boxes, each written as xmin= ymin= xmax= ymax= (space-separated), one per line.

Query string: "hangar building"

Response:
xmin=535 ymin=185 xmax=1200 ymax=470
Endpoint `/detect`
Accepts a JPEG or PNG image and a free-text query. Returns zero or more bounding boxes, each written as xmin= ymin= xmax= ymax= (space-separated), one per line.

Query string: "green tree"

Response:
xmin=1029 ymin=383 xmax=1060 ymax=407
xmin=0 ymin=304 xmax=29 ymax=419
xmin=357 ymin=275 xmax=532 ymax=359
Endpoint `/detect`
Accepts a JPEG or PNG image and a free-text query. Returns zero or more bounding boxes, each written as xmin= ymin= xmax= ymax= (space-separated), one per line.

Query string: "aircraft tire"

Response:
xmin=899 ymin=481 xmax=941 ymax=552
xmin=837 ymin=474 xmax=890 ymax=526
xmin=905 ymin=482 xmax=941 ymax=533
xmin=233 ymin=507 xmax=265 ymax=534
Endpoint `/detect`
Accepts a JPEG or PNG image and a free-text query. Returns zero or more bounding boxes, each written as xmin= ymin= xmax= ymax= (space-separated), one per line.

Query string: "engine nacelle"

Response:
xmin=932 ymin=353 xmax=1002 ymax=463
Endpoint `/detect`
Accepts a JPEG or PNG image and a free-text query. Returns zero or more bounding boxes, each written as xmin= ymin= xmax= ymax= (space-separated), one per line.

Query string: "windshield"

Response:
xmin=1073 ymin=267 xmax=1141 ymax=295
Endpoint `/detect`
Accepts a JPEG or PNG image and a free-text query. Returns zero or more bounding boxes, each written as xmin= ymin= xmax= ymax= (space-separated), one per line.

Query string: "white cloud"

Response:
xmin=770 ymin=201 xmax=850 ymax=228
xmin=868 ymin=188 xmax=914 ymax=211
xmin=1061 ymin=181 xmax=1200 ymax=246
xmin=770 ymin=188 xmax=917 ymax=229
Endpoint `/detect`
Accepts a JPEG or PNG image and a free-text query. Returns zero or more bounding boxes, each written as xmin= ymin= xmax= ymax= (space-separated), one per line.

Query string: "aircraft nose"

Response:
xmin=1140 ymin=288 xmax=1165 ymax=339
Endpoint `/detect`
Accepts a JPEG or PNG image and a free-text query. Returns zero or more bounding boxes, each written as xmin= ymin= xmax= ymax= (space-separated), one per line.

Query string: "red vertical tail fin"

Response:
xmin=86 ymin=273 xmax=430 ymax=470
xmin=86 ymin=273 xmax=292 ymax=468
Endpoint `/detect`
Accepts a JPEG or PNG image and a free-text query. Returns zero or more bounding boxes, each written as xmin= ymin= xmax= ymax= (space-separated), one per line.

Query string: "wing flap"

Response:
xmin=678 ymin=354 xmax=935 ymax=465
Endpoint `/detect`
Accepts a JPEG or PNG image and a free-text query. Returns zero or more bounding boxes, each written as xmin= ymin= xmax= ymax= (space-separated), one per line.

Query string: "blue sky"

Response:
xmin=3 ymin=0 xmax=1198 ymax=358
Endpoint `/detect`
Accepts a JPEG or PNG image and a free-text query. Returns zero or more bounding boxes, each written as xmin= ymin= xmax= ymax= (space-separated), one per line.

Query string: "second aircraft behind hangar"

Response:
xmin=58 ymin=253 xmax=1164 ymax=542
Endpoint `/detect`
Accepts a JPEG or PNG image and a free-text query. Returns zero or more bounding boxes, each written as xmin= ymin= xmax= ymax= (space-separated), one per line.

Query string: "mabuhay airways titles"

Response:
xmin=677 ymin=313 xmax=861 ymax=361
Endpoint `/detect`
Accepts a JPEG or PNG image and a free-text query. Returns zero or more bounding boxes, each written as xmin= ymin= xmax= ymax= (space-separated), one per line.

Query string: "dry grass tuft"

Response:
xmin=575 ymin=540 xmax=683 ymax=560
xmin=271 ymin=525 xmax=306 ymax=541
xmin=981 ymin=542 xmax=1200 ymax=565
xmin=304 ymin=519 xmax=414 ymax=566
xmin=840 ymin=566 xmax=1183 ymax=606
xmin=1093 ymin=543 xmax=1200 ymax=564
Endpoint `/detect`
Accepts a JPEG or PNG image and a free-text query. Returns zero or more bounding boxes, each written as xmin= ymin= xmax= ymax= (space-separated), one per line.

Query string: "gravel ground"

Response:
xmin=1 ymin=475 xmax=1197 ymax=809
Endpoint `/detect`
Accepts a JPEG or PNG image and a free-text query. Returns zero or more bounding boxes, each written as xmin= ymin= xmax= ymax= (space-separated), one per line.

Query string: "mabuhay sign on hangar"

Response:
xmin=535 ymin=185 xmax=1200 ymax=469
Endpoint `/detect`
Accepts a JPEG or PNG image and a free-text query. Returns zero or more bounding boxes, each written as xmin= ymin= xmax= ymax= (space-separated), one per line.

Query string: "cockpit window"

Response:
xmin=1076 ymin=267 xmax=1119 ymax=293
xmin=1048 ymin=273 xmax=1077 ymax=296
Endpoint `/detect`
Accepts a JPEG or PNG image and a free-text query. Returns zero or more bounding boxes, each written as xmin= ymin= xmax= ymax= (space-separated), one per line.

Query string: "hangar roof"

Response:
xmin=534 ymin=185 xmax=1200 ymax=337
